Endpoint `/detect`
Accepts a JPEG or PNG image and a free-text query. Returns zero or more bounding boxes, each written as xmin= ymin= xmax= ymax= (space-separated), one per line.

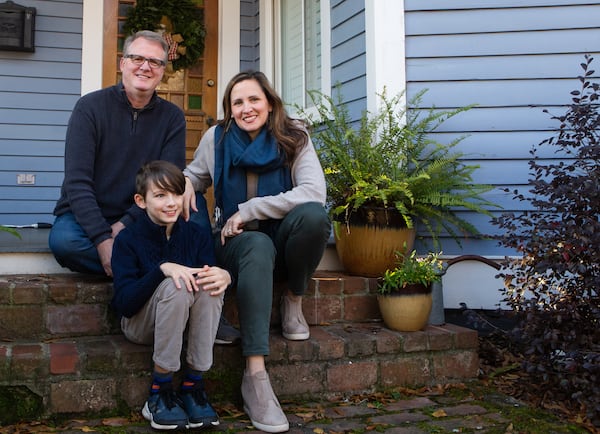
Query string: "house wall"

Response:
xmin=3 ymin=1 xmax=600 ymax=281
xmin=404 ymin=0 xmax=600 ymax=256
xmin=0 ymin=0 xmax=83 ymax=227
xmin=329 ymin=0 xmax=367 ymax=120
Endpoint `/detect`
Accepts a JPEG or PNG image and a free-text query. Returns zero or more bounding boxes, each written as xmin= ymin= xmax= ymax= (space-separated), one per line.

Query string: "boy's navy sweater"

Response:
xmin=111 ymin=211 xmax=216 ymax=318
xmin=53 ymin=83 xmax=186 ymax=246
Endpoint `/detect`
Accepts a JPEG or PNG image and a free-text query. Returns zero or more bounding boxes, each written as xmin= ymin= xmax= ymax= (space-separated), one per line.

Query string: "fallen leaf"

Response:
xmin=432 ymin=409 xmax=447 ymax=418
xmin=101 ymin=417 xmax=129 ymax=427
xmin=295 ymin=412 xmax=316 ymax=422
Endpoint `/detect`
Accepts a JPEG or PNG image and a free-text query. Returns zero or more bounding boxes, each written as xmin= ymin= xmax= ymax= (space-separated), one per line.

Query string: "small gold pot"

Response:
xmin=377 ymin=284 xmax=432 ymax=331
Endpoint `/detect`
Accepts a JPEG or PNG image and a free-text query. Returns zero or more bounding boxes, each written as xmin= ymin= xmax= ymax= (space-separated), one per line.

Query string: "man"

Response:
xmin=49 ymin=30 xmax=240 ymax=344
xmin=50 ymin=30 xmax=184 ymax=276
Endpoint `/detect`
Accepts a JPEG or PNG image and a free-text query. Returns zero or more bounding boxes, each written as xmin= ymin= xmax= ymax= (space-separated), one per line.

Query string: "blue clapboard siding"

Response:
xmin=404 ymin=0 xmax=600 ymax=255
xmin=329 ymin=0 xmax=366 ymax=121
xmin=0 ymin=0 xmax=83 ymax=226
xmin=3 ymin=140 xmax=66 ymax=157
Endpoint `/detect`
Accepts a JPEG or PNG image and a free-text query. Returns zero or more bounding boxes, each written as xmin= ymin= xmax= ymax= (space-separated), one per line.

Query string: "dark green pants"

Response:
xmin=214 ymin=202 xmax=331 ymax=356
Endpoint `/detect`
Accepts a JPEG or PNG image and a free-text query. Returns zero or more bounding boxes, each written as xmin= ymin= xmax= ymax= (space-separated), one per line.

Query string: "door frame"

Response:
xmin=80 ymin=0 xmax=240 ymax=116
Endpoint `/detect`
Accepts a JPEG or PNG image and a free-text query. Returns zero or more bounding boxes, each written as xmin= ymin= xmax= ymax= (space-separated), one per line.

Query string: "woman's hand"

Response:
xmin=220 ymin=211 xmax=244 ymax=245
xmin=182 ymin=177 xmax=197 ymax=221
xmin=194 ymin=265 xmax=231 ymax=296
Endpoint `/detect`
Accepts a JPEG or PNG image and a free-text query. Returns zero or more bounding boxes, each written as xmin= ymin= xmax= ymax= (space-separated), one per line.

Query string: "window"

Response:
xmin=277 ymin=0 xmax=330 ymax=110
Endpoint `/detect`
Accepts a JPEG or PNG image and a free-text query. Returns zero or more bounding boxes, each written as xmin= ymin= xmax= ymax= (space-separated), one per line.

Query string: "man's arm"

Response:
xmin=61 ymin=99 xmax=113 ymax=246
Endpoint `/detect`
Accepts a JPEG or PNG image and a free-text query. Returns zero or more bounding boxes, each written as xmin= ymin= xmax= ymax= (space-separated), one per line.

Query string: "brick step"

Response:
xmin=1 ymin=324 xmax=478 ymax=416
xmin=0 ymin=272 xmax=383 ymax=340
xmin=0 ymin=273 xmax=479 ymax=418
xmin=0 ymin=275 xmax=118 ymax=340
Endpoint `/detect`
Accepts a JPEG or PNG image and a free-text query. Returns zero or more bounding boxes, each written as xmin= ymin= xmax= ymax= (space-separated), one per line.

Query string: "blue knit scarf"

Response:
xmin=213 ymin=123 xmax=292 ymax=227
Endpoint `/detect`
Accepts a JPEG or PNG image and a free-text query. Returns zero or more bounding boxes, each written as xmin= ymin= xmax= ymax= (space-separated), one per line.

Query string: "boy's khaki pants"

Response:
xmin=121 ymin=277 xmax=224 ymax=372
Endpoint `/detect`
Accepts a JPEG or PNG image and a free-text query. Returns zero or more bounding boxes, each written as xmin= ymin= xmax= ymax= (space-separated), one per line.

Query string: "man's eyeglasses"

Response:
xmin=124 ymin=54 xmax=166 ymax=69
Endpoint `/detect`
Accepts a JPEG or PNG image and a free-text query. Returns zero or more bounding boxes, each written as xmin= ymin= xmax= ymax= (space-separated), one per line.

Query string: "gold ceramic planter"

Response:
xmin=377 ymin=284 xmax=432 ymax=331
xmin=334 ymin=220 xmax=416 ymax=277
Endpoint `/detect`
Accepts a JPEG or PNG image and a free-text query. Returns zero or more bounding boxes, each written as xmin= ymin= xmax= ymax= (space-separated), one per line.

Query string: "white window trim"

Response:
xmin=219 ymin=1 xmax=241 ymax=119
xmin=260 ymin=0 xmax=275 ymax=82
xmin=365 ymin=0 xmax=406 ymax=114
xmin=81 ymin=0 xmax=103 ymax=95
xmin=263 ymin=0 xmax=331 ymax=115
xmin=320 ymin=0 xmax=331 ymax=99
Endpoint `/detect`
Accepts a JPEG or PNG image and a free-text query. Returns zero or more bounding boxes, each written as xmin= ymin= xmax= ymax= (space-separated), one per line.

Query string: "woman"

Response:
xmin=183 ymin=70 xmax=331 ymax=433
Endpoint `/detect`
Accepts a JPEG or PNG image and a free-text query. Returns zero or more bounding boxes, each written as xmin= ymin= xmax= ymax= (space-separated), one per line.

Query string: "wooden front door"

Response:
xmin=101 ymin=0 xmax=219 ymax=164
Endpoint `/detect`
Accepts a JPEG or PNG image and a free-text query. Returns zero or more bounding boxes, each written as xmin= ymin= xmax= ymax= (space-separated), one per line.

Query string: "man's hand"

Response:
xmin=97 ymin=238 xmax=114 ymax=277
xmin=182 ymin=177 xmax=198 ymax=221
xmin=111 ymin=221 xmax=125 ymax=238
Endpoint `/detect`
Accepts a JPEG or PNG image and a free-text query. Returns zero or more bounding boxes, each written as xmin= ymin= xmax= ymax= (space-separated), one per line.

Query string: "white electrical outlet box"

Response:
xmin=17 ymin=174 xmax=36 ymax=185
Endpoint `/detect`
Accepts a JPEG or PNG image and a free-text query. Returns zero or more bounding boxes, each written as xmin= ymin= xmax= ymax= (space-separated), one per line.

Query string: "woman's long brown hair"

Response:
xmin=218 ymin=70 xmax=308 ymax=165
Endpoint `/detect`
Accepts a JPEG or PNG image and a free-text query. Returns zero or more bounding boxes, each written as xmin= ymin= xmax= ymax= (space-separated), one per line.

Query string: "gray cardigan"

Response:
xmin=183 ymin=125 xmax=327 ymax=223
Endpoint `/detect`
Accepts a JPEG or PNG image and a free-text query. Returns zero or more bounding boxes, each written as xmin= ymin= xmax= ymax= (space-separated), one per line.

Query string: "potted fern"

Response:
xmin=299 ymin=88 xmax=496 ymax=276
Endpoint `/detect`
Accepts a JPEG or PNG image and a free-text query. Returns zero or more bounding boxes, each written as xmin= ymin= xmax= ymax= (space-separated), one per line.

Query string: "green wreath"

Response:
xmin=122 ymin=0 xmax=205 ymax=71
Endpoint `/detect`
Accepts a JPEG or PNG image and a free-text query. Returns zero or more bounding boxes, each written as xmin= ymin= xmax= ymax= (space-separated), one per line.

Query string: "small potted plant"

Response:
xmin=377 ymin=250 xmax=443 ymax=331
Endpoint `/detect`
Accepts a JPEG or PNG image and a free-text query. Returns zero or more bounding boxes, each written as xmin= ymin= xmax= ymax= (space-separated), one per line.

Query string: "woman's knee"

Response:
xmin=284 ymin=202 xmax=331 ymax=236
xmin=232 ymin=232 xmax=276 ymax=264
xmin=244 ymin=231 xmax=275 ymax=250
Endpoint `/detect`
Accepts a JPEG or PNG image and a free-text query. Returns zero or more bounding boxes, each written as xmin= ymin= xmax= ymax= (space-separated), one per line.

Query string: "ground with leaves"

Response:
xmin=1 ymin=334 xmax=595 ymax=434
xmin=479 ymin=332 xmax=598 ymax=433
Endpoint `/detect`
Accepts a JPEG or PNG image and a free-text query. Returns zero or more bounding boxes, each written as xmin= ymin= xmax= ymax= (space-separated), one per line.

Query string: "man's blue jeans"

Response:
xmin=48 ymin=212 xmax=105 ymax=275
xmin=49 ymin=195 xmax=212 ymax=275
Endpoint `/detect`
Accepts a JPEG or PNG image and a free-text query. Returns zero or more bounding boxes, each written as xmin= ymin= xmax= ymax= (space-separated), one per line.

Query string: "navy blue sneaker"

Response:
xmin=181 ymin=379 xmax=220 ymax=429
xmin=142 ymin=382 xmax=188 ymax=430
xmin=215 ymin=314 xmax=241 ymax=345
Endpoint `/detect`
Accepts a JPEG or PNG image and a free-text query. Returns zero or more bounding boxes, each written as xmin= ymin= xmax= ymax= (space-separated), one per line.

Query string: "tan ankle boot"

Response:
xmin=280 ymin=295 xmax=310 ymax=340
xmin=241 ymin=370 xmax=289 ymax=433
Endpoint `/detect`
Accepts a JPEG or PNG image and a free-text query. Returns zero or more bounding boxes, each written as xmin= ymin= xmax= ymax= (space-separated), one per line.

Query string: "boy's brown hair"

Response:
xmin=135 ymin=160 xmax=185 ymax=198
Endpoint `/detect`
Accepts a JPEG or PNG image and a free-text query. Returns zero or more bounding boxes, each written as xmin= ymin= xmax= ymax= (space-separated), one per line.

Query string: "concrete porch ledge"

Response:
xmin=0 ymin=228 xmax=343 ymax=274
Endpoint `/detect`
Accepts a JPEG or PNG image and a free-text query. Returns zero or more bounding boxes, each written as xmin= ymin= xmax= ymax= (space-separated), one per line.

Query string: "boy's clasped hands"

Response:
xmin=159 ymin=263 xmax=231 ymax=295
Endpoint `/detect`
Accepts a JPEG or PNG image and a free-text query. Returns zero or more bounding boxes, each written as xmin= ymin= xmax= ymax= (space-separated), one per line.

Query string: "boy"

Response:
xmin=111 ymin=160 xmax=231 ymax=430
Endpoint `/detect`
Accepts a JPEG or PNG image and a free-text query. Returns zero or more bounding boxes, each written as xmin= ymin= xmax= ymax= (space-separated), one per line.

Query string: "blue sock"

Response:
xmin=151 ymin=371 xmax=173 ymax=394
xmin=182 ymin=369 xmax=203 ymax=391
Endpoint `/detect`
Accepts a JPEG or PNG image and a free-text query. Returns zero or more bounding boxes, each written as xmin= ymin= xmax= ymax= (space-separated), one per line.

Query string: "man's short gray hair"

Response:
xmin=123 ymin=30 xmax=168 ymax=62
